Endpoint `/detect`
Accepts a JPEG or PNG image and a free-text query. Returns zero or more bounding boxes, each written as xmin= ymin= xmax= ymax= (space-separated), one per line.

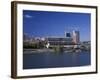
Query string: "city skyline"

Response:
xmin=23 ymin=10 xmax=91 ymax=41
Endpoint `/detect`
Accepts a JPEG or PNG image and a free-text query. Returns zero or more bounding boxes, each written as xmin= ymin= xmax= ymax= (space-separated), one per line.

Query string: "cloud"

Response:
xmin=24 ymin=14 xmax=33 ymax=18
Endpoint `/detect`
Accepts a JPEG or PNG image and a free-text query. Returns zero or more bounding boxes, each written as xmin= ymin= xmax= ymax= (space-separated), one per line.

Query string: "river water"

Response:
xmin=23 ymin=51 xmax=90 ymax=69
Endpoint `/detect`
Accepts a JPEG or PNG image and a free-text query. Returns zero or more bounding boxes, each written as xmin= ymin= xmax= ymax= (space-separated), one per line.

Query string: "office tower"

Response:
xmin=72 ymin=30 xmax=80 ymax=44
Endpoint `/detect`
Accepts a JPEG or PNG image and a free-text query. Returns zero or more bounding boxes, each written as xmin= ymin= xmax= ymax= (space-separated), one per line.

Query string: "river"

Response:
xmin=23 ymin=51 xmax=90 ymax=69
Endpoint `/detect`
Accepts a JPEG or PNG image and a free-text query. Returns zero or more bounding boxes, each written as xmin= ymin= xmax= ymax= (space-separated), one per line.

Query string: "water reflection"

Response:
xmin=23 ymin=51 xmax=90 ymax=69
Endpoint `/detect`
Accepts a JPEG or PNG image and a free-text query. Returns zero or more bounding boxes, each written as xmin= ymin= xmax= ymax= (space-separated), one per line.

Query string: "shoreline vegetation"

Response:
xmin=23 ymin=47 xmax=90 ymax=54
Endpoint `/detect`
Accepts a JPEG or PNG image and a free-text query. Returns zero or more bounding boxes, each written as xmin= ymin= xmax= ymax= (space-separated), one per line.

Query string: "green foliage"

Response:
xmin=54 ymin=46 xmax=64 ymax=53
xmin=23 ymin=42 xmax=45 ymax=49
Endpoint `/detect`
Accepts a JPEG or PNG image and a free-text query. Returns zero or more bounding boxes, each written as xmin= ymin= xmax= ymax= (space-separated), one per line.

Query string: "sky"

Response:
xmin=23 ymin=10 xmax=91 ymax=41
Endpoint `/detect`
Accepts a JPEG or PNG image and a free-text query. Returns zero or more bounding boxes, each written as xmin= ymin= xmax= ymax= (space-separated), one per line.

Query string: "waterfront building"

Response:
xmin=46 ymin=37 xmax=73 ymax=45
xmin=45 ymin=37 xmax=74 ymax=48
xmin=72 ymin=30 xmax=80 ymax=44
xmin=23 ymin=30 xmax=80 ymax=49
xmin=45 ymin=30 xmax=80 ymax=48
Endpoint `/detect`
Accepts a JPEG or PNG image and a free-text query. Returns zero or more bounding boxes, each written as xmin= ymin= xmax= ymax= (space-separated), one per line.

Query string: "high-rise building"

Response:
xmin=72 ymin=30 xmax=80 ymax=44
xmin=65 ymin=32 xmax=71 ymax=38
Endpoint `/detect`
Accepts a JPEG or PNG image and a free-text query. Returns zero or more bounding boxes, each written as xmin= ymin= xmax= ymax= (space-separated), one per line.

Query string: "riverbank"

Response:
xmin=23 ymin=48 xmax=90 ymax=54
xmin=23 ymin=48 xmax=54 ymax=54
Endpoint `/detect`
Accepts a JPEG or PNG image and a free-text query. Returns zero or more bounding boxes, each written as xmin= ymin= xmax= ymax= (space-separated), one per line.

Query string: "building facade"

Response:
xmin=23 ymin=30 xmax=80 ymax=49
xmin=72 ymin=30 xmax=80 ymax=44
xmin=45 ymin=30 xmax=80 ymax=48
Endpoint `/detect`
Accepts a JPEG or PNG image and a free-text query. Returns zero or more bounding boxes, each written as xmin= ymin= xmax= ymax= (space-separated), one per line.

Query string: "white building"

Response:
xmin=72 ymin=30 xmax=80 ymax=44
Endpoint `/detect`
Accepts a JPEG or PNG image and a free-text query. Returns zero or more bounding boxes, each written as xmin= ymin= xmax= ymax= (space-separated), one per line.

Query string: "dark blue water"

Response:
xmin=23 ymin=51 xmax=91 ymax=69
